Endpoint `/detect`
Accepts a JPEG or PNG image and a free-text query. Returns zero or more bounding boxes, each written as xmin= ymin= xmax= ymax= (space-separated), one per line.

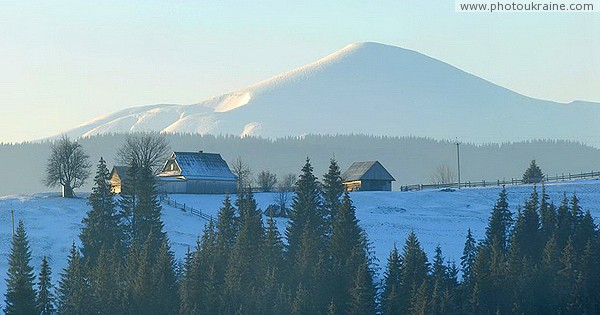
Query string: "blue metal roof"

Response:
xmin=158 ymin=151 xmax=237 ymax=181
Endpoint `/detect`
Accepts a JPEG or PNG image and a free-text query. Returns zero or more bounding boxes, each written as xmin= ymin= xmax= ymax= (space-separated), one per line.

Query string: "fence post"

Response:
xmin=569 ymin=173 xmax=572 ymax=180
xmin=483 ymin=180 xmax=486 ymax=187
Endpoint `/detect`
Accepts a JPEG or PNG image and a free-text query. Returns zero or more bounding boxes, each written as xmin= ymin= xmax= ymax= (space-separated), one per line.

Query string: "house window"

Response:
xmin=170 ymin=163 xmax=175 ymax=171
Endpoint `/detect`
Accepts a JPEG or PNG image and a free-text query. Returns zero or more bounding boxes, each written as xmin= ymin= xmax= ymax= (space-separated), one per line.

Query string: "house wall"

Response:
xmin=110 ymin=173 xmax=122 ymax=194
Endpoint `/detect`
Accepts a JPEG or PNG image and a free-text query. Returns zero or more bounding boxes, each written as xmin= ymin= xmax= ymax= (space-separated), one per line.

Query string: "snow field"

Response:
xmin=0 ymin=180 xmax=599 ymax=299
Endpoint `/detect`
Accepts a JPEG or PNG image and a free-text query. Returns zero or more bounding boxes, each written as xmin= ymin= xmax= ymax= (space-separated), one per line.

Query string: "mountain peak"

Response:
xmin=57 ymin=43 xmax=600 ymax=148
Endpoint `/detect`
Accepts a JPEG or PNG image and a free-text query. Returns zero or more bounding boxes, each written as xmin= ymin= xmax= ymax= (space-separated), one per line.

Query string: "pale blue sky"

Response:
xmin=1 ymin=0 xmax=598 ymax=142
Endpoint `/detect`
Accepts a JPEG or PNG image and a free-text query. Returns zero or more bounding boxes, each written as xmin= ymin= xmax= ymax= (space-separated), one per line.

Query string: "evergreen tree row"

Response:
xmin=5 ymin=156 xmax=600 ymax=314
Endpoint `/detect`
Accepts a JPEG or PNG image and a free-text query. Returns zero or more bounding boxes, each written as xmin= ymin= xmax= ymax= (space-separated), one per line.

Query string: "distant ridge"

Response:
xmin=57 ymin=42 xmax=600 ymax=147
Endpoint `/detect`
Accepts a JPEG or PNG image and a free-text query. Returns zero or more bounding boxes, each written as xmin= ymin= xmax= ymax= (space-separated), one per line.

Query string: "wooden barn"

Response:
xmin=156 ymin=151 xmax=237 ymax=194
xmin=341 ymin=161 xmax=395 ymax=191
xmin=109 ymin=166 xmax=130 ymax=194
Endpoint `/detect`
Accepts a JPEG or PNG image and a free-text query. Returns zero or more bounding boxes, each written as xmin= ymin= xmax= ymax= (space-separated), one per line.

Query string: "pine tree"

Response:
xmin=80 ymin=157 xmax=123 ymax=264
xmin=4 ymin=220 xmax=37 ymax=315
xmin=58 ymin=243 xmax=89 ymax=315
xmin=36 ymin=256 xmax=55 ymax=315
xmin=522 ymin=159 xmax=544 ymax=183
xmin=381 ymin=243 xmax=402 ymax=314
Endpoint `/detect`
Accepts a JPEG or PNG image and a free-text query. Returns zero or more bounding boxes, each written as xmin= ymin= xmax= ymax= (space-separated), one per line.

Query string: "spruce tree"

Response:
xmin=285 ymin=158 xmax=329 ymax=311
xmin=89 ymin=246 xmax=121 ymax=314
xmin=80 ymin=157 xmax=123 ymax=264
xmin=347 ymin=263 xmax=377 ymax=315
xmin=58 ymin=243 xmax=89 ymax=315
xmin=4 ymin=220 xmax=37 ymax=315
xmin=539 ymin=184 xmax=556 ymax=242
xmin=36 ymin=256 xmax=55 ymax=315
xmin=512 ymin=187 xmax=541 ymax=261
xmin=329 ymin=192 xmax=370 ymax=313
xmin=460 ymin=228 xmax=477 ymax=286
xmin=224 ymin=189 xmax=264 ymax=313
xmin=322 ymin=157 xmax=344 ymax=222
xmin=484 ymin=186 xmax=512 ymax=253
xmin=285 ymin=158 xmax=324 ymax=260
xmin=381 ymin=243 xmax=402 ymax=315
xmin=399 ymin=231 xmax=429 ymax=313
xmin=522 ymin=159 xmax=544 ymax=183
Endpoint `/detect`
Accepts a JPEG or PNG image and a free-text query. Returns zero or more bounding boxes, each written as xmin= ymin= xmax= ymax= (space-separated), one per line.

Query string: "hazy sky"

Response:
xmin=1 ymin=0 xmax=598 ymax=143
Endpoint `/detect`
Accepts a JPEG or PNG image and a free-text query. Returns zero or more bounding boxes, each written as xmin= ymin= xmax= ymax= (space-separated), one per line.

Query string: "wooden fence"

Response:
xmin=160 ymin=195 xmax=212 ymax=221
xmin=400 ymin=171 xmax=600 ymax=192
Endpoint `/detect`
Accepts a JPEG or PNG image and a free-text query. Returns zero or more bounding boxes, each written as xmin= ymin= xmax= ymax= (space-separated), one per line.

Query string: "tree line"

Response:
xmin=4 ymin=136 xmax=600 ymax=314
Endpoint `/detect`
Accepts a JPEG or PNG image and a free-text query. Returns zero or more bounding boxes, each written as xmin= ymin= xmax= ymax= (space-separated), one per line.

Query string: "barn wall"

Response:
xmin=186 ymin=179 xmax=237 ymax=194
xmin=360 ymin=180 xmax=392 ymax=191
xmin=157 ymin=180 xmax=187 ymax=194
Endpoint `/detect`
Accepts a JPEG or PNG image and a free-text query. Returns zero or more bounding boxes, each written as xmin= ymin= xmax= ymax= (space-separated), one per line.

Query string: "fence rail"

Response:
xmin=160 ymin=195 xmax=212 ymax=221
xmin=400 ymin=171 xmax=600 ymax=192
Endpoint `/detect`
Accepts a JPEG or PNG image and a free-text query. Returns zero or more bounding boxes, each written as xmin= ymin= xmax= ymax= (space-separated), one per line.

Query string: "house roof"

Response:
xmin=158 ymin=151 xmax=237 ymax=181
xmin=111 ymin=166 xmax=130 ymax=182
xmin=341 ymin=161 xmax=395 ymax=182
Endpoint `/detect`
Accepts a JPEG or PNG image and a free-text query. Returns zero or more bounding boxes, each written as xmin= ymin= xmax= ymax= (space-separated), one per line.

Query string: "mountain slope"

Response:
xmin=60 ymin=42 xmax=600 ymax=147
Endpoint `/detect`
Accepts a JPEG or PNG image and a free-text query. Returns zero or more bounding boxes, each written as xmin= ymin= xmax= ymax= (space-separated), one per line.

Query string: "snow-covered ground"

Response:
xmin=1 ymin=180 xmax=599 ymax=298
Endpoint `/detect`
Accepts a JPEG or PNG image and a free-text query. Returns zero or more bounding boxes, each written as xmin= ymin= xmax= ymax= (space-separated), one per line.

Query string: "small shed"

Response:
xmin=341 ymin=161 xmax=395 ymax=191
xmin=110 ymin=166 xmax=130 ymax=194
xmin=157 ymin=151 xmax=237 ymax=194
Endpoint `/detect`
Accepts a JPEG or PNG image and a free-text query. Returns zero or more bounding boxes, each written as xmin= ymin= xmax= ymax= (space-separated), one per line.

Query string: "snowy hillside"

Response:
xmin=1 ymin=180 xmax=600 ymax=299
xmin=58 ymin=42 xmax=600 ymax=147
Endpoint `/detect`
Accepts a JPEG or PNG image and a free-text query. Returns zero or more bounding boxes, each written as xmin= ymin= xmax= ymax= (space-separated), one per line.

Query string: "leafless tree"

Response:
xmin=230 ymin=156 xmax=252 ymax=193
xmin=431 ymin=164 xmax=456 ymax=184
xmin=117 ymin=133 xmax=170 ymax=173
xmin=256 ymin=170 xmax=277 ymax=192
xmin=44 ymin=135 xmax=91 ymax=198
xmin=274 ymin=173 xmax=297 ymax=216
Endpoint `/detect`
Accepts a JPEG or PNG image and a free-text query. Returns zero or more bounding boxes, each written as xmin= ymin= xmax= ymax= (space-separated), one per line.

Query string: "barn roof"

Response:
xmin=341 ymin=161 xmax=395 ymax=182
xmin=158 ymin=151 xmax=237 ymax=181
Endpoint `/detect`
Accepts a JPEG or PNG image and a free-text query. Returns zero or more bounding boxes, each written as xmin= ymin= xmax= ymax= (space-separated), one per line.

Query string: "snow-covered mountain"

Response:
xmin=60 ymin=42 xmax=600 ymax=146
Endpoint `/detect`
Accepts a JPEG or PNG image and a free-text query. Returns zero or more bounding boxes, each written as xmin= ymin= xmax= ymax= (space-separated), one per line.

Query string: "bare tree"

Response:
xmin=256 ymin=170 xmax=277 ymax=192
xmin=44 ymin=135 xmax=91 ymax=198
xmin=117 ymin=134 xmax=170 ymax=173
xmin=230 ymin=156 xmax=252 ymax=193
xmin=431 ymin=164 xmax=455 ymax=184
xmin=274 ymin=173 xmax=296 ymax=216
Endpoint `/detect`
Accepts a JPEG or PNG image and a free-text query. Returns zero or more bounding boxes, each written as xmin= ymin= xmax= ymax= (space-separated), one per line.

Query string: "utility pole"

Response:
xmin=455 ymin=139 xmax=461 ymax=189
xmin=11 ymin=209 xmax=14 ymax=237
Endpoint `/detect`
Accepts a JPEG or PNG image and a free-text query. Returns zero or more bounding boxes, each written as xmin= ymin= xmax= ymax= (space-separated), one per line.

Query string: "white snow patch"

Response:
xmin=240 ymin=122 xmax=262 ymax=137
xmin=214 ymin=92 xmax=251 ymax=112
